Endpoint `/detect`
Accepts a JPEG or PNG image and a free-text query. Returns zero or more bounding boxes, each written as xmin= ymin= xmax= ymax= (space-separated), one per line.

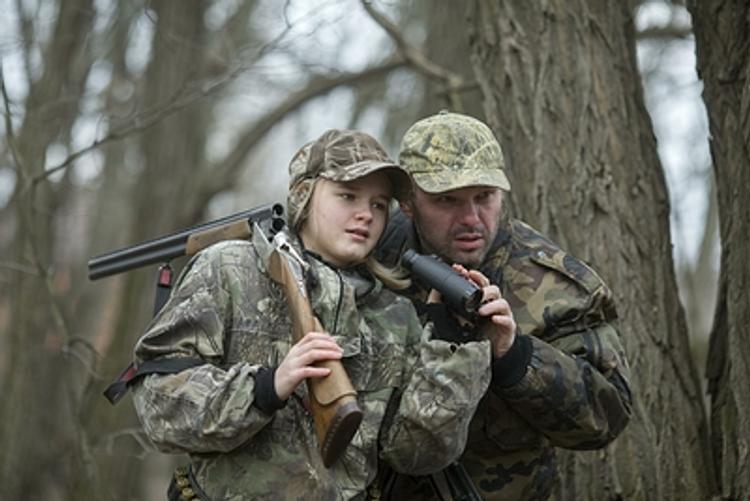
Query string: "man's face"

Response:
xmin=401 ymin=185 xmax=504 ymax=268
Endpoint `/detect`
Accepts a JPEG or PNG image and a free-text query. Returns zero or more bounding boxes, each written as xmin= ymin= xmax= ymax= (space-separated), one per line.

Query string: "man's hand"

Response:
xmin=274 ymin=331 xmax=343 ymax=400
xmin=453 ymin=265 xmax=517 ymax=358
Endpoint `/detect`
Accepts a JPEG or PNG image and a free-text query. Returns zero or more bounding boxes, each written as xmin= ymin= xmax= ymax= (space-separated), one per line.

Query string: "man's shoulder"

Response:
xmin=491 ymin=219 xmax=618 ymax=334
xmin=502 ymin=219 xmax=610 ymax=297
xmin=376 ymin=208 xmax=413 ymax=267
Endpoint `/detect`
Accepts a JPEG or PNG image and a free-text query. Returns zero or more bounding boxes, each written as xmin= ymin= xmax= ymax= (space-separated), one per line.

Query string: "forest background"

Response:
xmin=1 ymin=0 xmax=747 ymax=500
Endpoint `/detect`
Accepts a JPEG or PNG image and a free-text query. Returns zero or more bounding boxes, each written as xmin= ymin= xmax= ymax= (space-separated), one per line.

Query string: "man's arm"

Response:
xmin=490 ymin=233 xmax=633 ymax=449
xmin=493 ymin=322 xmax=631 ymax=449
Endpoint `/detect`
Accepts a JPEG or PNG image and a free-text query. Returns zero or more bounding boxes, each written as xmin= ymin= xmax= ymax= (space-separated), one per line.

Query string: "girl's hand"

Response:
xmin=274 ymin=331 xmax=343 ymax=400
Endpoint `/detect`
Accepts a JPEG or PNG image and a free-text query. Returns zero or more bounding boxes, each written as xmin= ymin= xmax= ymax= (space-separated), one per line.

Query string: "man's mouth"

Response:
xmin=454 ymin=232 xmax=484 ymax=251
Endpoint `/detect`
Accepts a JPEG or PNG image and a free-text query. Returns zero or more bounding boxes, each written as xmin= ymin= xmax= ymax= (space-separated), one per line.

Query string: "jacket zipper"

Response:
xmin=331 ymin=267 xmax=344 ymax=337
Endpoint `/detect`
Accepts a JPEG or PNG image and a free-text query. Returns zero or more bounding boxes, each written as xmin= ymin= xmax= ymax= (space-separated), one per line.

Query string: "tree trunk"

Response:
xmin=467 ymin=1 xmax=715 ymax=499
xmin=77 ymin=2 xmax=213 ymax=499
xmin=0 ymin=1 xmax=96 ymax=499
xmin=689 ymin=1 xmax=750 ymax=499
xmin=413 ymin=2 xmax=486 ymax=121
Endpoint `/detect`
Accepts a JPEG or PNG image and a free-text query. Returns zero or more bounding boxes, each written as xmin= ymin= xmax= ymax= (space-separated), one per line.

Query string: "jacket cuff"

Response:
xmin=253 ymin=366 xmax=287 ymax=415
xmin=422 ymin=303 xmax=477 ymax=343
xmin=491 ymin=334 xmax=532 ymax=389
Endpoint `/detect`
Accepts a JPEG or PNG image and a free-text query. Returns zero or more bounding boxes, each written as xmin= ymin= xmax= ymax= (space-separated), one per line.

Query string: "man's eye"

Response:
xmin=436 ymin=196 xmax=454 ymax=204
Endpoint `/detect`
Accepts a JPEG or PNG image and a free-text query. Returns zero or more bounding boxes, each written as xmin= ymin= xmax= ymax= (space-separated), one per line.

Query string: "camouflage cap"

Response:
xmin=287 ymin=129 xmax=410 ymax=230
xmin=399 ymin=111 xmax=511 ymax=193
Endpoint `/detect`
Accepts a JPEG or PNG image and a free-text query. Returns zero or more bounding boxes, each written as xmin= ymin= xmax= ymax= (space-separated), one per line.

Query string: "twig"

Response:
xmin=197 ymin=57 xmax=408 ymax=209
xmin=2 ymin=62 xmax=74 ymax=347
xmin=360 ymin=0 xmax=469 ymax=108
xmin=1 ymin=63 xmax=25 ymax=179
xmin=61 ymin=337 xmax=103 ymax=381
xmin=0 ymin=260 xmax=39 ymax=275
xmin=98 ymin=428 xmax=156 ymax=459
xmin=30 ymin=63 xmax=245 ymax=186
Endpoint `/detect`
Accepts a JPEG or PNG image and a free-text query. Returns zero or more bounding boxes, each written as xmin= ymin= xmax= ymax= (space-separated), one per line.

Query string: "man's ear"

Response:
xmin=399 ymin=200 xmax=414 ymax=219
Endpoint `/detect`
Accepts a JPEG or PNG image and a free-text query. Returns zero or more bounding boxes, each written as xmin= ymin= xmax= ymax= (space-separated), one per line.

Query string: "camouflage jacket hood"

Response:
xmin=376 ymin=211 xmax=633 ymax=500
xmin=132 ymin=229 xmax=492 ymax=500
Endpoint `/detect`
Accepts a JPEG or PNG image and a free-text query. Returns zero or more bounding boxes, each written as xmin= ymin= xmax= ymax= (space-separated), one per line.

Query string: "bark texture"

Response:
xmin=0 ymin=1 xmax=96 ymax=498
xmin=689 ymin=1 xmax=750 ymax=499
xmin=467 ymin=1 xmax=716 ymax=499
xmin=79 ymin=2 xmax=213 ymax=498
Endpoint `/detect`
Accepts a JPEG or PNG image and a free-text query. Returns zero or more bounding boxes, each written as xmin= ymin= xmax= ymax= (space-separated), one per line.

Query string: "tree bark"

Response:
xmin=0 ymin=1 xmax=97 ymax=499
xmin=467 ymin=1 xmax=716 ymax=499
xmin=77 ymin=2 xmax=214 ymax=499
xmin=689 ymin=1 xmax=750 ymax=499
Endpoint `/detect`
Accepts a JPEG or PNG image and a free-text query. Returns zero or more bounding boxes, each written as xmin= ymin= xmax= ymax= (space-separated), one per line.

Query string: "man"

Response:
xmin=376 ymin=111 xmax=632 ymax=500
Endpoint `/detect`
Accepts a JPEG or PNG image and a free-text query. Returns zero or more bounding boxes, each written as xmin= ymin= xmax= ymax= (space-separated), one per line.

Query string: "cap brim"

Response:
xmin=411 ymin=167 xmax=511 ymax=193
xmin=321 ymin=161 xmax=412 ymax=200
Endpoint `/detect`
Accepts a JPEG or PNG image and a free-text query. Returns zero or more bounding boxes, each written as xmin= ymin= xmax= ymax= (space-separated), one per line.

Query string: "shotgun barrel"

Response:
xmin=88 ymin=203 xmax=284 ymax=280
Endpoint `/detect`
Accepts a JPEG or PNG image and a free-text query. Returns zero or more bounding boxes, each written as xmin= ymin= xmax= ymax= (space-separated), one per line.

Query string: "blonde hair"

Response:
xmin=365 ymin=255 xmax=410 ymax=291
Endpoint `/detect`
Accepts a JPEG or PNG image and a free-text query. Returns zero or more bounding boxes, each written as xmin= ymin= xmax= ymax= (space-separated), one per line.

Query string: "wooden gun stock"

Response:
xmin=266 ymin=239 xmax=363 ymax=468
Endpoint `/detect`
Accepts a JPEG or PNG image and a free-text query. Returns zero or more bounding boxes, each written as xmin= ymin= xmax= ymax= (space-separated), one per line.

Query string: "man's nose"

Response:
xmin=458 ymin=202 xmax=481 ymax=226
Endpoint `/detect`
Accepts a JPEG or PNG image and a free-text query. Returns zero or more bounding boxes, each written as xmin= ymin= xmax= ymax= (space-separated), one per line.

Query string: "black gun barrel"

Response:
xmin=401 ymin=249 xmax=484 ymax=317
xmin=88 ymin=203 xmax=284 ymax=280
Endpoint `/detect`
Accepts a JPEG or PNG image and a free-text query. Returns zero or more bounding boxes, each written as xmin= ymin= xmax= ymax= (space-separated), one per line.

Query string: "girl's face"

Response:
xmin=300 ymin=171 xmax=392 ymax=267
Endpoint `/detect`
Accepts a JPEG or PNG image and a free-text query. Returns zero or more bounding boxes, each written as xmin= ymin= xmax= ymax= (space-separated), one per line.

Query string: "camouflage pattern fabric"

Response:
xmin=376 ymin=211 xmax=633 ymax=500
xmin=287 ymin=129 xmax=410 ymax=231
xmin=399 ymin=111 xmax=511 ymax=194
xmin=131 ymin=231 xmax=492 ymax=501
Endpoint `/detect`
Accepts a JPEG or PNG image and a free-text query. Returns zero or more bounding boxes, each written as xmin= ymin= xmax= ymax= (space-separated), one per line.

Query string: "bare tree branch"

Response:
xmin=28 ymin=64 xmax=245 ymax=187
xmin=360 ymin=0 xmax=470 ymax=109
xmin=0 ymin=260 xmax=38 ymax=274
xmin=27 ymin=11 xmax=301 ymax=189
xmin=637 ymin=25 xmax=693 ymax=41
xmin=98 ymin=428 xmax=155 ymax=459
xmin=61 ymin=337 xmax=103 ymax=381
xmin=13 ymin=0 xmax=35 ymax=87
xmin=3 ymin=61 xmax=74 ymax=346
xmin=194 ymin=57 xmax=408 ymax=213
xmin=1 ymin=64 xmax=25 ymax=178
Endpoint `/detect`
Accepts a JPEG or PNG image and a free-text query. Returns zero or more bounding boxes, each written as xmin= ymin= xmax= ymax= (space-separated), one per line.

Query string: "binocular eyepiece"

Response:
xmin=401 ymin=249 xmax=484 ymax=319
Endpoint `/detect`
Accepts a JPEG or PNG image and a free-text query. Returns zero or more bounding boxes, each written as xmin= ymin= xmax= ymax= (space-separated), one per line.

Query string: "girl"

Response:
xmin=132 ymin=129 xmax=494 ymax=500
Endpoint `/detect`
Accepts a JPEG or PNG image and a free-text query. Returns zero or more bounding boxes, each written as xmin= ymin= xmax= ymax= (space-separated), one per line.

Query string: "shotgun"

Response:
xmin=258 ymin=228 xmax=363 ymax=468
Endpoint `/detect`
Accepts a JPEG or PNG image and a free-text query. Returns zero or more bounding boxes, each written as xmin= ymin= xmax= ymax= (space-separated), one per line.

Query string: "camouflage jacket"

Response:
xmin=375 ymin=211 xmax=633 ymax=500
xmin=131 ymin=231 xmax=492 ymax=501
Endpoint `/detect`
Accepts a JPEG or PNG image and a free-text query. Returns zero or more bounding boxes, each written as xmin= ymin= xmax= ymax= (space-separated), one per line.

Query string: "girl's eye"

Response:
xmin=372 ymin=201 xmax=387 ymax=211
xmin=339 ymin=192 xmax=355 ymax=201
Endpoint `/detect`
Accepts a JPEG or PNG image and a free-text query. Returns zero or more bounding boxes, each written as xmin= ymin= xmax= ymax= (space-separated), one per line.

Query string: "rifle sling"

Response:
xmin=103 ymin=357 xmax=205 ymax=405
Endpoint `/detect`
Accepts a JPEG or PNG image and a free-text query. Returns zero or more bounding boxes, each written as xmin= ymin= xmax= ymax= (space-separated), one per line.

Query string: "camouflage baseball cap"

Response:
xmin=399 ymin=111 xmax=511 ymax=193
xmin=287 ymin=129 xmax=409 ymax=230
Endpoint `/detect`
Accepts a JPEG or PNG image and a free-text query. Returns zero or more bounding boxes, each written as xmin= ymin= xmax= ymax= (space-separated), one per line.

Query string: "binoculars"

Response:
xmin=401 ymin=249 xmax=484 ymax=320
